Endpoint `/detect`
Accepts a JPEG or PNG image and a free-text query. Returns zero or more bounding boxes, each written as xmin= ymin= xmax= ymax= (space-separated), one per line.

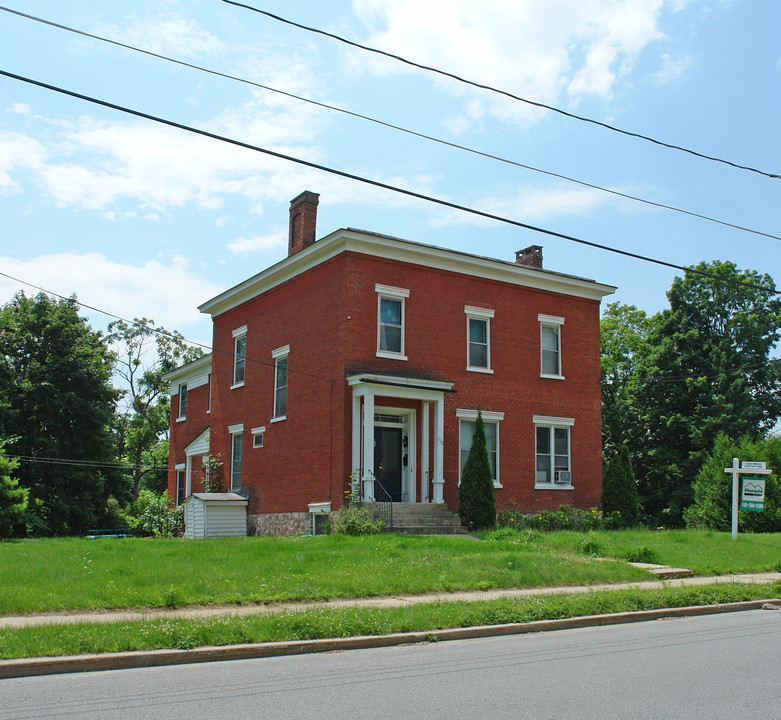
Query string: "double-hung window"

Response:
xmin=465 ymin=306 xmax=494 ymax=373
xmin=175 ymin=465 xmax=185 ymax=505
xmin=538 ymin=314 xmax=564 ymax=378
xmin=229 ymin=424 xmax=243 ymax=492
xmin=272 ymin=345 xmax=289 ymax=420
xmin=376 ymin=284 xmax=409 ymax=360
xmin=177 ymin=383 xmax=188 ymax=420
xmin=456 ymin=409 xmax=504 ymax=488
xmin=232 ymin=326 xmax=247 ymax=387
xmin=534 ymin=416 xmax=574 ymax=488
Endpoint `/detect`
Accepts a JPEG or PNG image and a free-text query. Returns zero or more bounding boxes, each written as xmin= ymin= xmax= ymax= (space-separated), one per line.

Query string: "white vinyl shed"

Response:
xmin=183 ymin=493 xmax=248 ymax=539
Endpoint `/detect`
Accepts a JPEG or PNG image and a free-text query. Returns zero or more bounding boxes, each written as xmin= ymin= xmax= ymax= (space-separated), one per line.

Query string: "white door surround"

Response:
xmin=348 ymin=373 xmax=453 ymax=503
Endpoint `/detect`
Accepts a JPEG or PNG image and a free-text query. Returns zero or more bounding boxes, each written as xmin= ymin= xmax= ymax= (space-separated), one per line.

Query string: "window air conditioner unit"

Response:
xmin=554 ymin=471 xmax=571 ymax=485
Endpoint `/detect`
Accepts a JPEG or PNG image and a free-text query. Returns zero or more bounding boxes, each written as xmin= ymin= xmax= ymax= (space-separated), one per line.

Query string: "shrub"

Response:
xmin=496 ymin=504 xmax=622 ymax=532
xmin=577 ymin=536 xmax=601 ymax=556
xmin=457 ymin=409 xmax=496 ymax=530
xmin=332 ymin=506 xmax=384 ymax=536
xmin=130 ymin=490 xmax=183 ymax=538
xmin=601 ymin=445 xmax=639 ymax=526
xmin=622 ymin=546 xmax=659 ymax=563
xmin=0 ymin=444 xmax=27 ymax=538
xmin=684 ymin=434 xmax=781 ymax=532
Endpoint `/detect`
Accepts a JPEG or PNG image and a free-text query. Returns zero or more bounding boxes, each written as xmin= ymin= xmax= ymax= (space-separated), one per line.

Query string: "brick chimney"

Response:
xmin=515 ymin=245 xmax=543 ymax=269
xmin=288 ymin=191 xmax=320 ymax=256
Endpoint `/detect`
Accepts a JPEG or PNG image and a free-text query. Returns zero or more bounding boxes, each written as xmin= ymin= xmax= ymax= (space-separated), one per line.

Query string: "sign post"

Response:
xmin=724 ymin=459 xmax=771 ymax=540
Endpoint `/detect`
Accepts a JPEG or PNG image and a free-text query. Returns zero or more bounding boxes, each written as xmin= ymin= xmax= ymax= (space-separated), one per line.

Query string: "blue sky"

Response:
xmin=1 ymin=0 xmax=779 ymax=347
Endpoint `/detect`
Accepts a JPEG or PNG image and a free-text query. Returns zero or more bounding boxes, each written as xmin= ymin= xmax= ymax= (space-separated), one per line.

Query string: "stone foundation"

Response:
xmin=248 ymin=512 xmax=314 ymax=536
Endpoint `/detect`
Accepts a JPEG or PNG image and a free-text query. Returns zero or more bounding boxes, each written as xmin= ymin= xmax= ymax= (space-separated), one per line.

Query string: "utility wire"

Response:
xmin=223 ymin=0 xmax=781 ymax=182
xmin=10 ymin=455 xmax=164 ymax=472
xmin=1 ymin=69 xmax=778 ymax=298
xmin=1 ymin=6 xmax=778 ymax=243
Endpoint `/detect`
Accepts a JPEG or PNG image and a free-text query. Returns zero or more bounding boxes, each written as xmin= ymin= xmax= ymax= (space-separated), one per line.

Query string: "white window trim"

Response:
xmin=175 ymin=464 xmax=186 ymax=505
xmin=465 ymin=306 xmax=495 ymax=374
xmin=376 ymin=284 xmax=409 ymax=360
xmin=251 ymin=426 xmax=266 ymax=448
xmin=176 ymin=383 xmax=187 ymax=421
xmin=231 ymin=327 xmax=247 ymax=389
xmin=229 ymin=425 xmax=243 ymax=493
xmin=538 ymin=314 xmax=564 ymax=380
xmin=272 ymin=346 xmax=289 ymax=422
xmin=533 ymin=416 xmax=574 ymax=490
xmin=456 ymin=408 xmax=504 ymax=488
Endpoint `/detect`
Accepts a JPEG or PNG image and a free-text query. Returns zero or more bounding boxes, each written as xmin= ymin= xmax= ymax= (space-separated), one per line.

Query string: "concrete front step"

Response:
xmin=361 ymin=502 xmax=467 ymax=535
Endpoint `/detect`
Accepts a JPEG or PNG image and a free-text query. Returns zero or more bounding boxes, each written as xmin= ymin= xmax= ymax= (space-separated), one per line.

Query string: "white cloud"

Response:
xmin=0 ymin=253 xmax=221 ymax=336
xmin=428 ymin=184 xmax=625 ymax=227
xmin=99 ymin=15 xmax=225 ymax=57
xmin=7 ymin=103 xmax=31 ymax=115
xmin=651 ymin=52 xmax=694 ymax=85
xmin=228 ymin=230 xmax=287 ymax=255
xmin=353 ymin=0 xmax=665 ymax=125
xmin=0 ymin=131 xmax=47 ymax=194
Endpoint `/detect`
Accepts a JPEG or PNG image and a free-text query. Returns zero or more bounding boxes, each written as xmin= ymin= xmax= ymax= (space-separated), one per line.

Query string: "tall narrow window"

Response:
xmin=534 ymin=416 xmax=573 ymax=487
xmin=375 ymin=284 xmax=409 ymax=359
xmin=465 ymin=306 xmax=494 ymax=372
xmin=538 ymin=314 xmax=564 ymax=378
xmin=456 ymin=409 xmax=504 ymax=487
xmin=229 ymin=426 xmax=243 ymax=492
xmin=272 ymin=345 xmax=289 ymax=420
xmin=176 ymin=467 xmax=185 ymax=505
xmin=177 ymin=383 xmax=188 ymax=419
xmin=232 ymin=326 xmax=247 ymax=387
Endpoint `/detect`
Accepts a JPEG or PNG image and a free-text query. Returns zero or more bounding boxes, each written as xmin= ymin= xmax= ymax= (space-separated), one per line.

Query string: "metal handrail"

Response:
xmin=356 ymin=470 xmax=393 ymax=529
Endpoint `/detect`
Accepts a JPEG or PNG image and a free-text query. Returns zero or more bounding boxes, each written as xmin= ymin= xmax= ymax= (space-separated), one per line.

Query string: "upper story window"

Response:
xmin=534 ymin=415 xmax=574 ymax=488
xmin=177 ymin=383 xmax=188 ymax=420
xmin=272 ymin=345 xmax=289 ymax=421
xmin=376 ymin=284 xmax=409 ymax=360
xmin=232 ymin=326 xmax=247 ymax=388
xmin=456 ymin=409 xmax=504 ymax=488
xmin=465 ymin=306 xmax=494 ymax=373
xmin=252 ymin=426 xmax=266 ymax=448
xmin=538 ymin=314 xmax=564 ymax=379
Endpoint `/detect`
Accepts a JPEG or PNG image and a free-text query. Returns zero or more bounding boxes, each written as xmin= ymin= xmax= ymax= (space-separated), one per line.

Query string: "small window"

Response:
xmin=465 ymin=306 xmax=494 ymax=372
xmin=232 ymin=327 xmax=247 ymax=387
xmin=272 ymin=346 xmax=289 ymax=420
xmin=538 ymin=314 xmax=564 ymax=378
xmin=252 ymin=426 xmax=265 ymax=448
xmin=177 ymin=383 xmax=188 ymax=419
xmin=230 ymin=431 xmax=243 ymax=492
xmin=376 ymin=284 xmax=409 ymax=359
xmin=534 ymin=416 xmax=574 ymax=488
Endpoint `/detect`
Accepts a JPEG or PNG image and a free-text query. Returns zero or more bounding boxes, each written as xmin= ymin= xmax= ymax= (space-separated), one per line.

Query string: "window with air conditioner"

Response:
xmin=534 ymin=416 xmax=573 ymax=489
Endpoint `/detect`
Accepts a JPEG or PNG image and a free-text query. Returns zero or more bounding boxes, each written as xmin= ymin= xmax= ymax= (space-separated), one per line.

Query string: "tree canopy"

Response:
xmin=601 ymin=261 xmax=781 ymax=527
xmin=0 ymin=292 xmax=122 ymax=535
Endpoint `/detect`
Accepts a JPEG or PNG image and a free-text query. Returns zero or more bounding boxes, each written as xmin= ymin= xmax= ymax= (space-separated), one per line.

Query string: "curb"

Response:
xmin=2 ymin=598 xmax=778 ymax=679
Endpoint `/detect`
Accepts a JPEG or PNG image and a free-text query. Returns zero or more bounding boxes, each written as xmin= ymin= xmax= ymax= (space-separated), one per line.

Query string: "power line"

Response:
xmin=222 ymin=0 xmax=781 ymax=182
xmin=1 ymin=6 xmax=778 ymax=243
xmin=10 ymin=454 xmax=165 ymax=472
xmin=1 ymin=68 xmax=778 ymax=298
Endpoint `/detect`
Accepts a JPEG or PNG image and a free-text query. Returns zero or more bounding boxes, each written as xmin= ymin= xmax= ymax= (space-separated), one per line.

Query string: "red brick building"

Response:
xmin=165 ymin=191 xmax=615 ymax=535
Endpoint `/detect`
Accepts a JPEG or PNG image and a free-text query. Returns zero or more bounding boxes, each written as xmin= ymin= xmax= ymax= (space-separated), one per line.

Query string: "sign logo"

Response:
xmin=740 ymin=477 xmax=766 ymax=512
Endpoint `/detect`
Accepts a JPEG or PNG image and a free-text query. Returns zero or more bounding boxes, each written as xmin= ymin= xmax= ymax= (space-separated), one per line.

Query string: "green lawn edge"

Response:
xmin=1 ymin=583 xmax=778 ymax=660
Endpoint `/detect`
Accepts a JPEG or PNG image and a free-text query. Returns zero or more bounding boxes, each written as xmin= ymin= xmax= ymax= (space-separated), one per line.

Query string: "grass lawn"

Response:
xmin=1 ymin=529 xmax=779 ymax=615
xmin=1 ymin=582 xmax=778 ymax=660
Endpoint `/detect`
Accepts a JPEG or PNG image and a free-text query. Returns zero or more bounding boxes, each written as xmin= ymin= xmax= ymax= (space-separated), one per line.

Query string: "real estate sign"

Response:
xmin=740 ymin=477 xmax=765 ymax=512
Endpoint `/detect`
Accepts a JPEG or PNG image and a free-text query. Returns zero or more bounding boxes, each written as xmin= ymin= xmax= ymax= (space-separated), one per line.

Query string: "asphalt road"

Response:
xmin=1 ymin=609 xmax=779 ymax=719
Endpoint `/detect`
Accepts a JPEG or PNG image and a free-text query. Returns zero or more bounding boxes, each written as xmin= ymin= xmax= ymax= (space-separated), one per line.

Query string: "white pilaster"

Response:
xmin=432 ymin=397 xmax=445 ymax=503
xmin=421 ymin=401 xmax=430 ymax=502
xmin=362 ymin=390 xmax=375 ymax=501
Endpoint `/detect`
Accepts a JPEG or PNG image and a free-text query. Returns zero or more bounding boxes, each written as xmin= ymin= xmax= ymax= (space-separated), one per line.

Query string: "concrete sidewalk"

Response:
xmin=2 ymin=571 xmax=778 ymax=630
xmin=1 ymin=572 xmax=778 ymax=679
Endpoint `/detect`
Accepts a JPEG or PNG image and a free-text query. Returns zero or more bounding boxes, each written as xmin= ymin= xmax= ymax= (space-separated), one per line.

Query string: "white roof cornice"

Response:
xmin=199 ymin=229 xmax=616 ymax=318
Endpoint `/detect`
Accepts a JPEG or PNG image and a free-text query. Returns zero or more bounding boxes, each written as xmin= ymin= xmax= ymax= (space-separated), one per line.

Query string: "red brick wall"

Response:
xmin=175 ymin=246 xmax=605 ymax=517
xmin=166 ymin=379 xmax=210 ymax=500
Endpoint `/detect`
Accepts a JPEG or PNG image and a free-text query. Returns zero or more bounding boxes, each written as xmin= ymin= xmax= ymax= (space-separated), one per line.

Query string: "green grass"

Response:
xmin=525 ymin=528 xmax=781 ymax=575
xmin=0 ymin=533 xmax=651 ymax=614
xmin=1 ymin=582 xmax=777 ymax=660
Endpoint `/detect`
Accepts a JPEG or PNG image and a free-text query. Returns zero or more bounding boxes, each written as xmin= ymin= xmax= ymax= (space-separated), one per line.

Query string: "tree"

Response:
xmin=0 ymin=441 xmax=27 ymax=538
xmin=633 ymin=261 xmax=781 ymax=526
xmin=600 ymin=303 xmax=656 ymax=458
xmin=107 ymin=318 xmax=203 ymax=500
xmin=0 ymin=292 xmax=123 ymax=535
xmin=684 ymin=433 xmax=781 ymax=532
xmin=458 ymin=409 xmax=496 ymax=530
xmin=601 ymin=445 xmax=639 ymax=527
